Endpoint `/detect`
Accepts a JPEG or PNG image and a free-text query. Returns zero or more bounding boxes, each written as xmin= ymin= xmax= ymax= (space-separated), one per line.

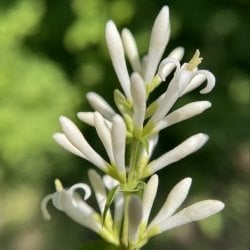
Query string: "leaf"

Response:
xmin=102 ymin=184 xmax=121 ymax=226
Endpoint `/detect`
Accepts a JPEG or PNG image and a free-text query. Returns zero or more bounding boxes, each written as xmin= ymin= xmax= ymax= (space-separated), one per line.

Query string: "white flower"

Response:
xmin=41 ymin=174 xmax=120 ymax=245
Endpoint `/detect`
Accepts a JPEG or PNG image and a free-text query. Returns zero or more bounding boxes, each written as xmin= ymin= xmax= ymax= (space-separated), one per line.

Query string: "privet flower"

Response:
xmin=41 ymin=171 xmax=121 ymax=246
xmin=42 ymin=5 xmax=224 ymax=250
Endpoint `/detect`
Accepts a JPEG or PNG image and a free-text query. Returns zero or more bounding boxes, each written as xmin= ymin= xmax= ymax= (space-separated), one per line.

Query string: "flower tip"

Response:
xmin=160 ymin=5 xmax=169 ymax=17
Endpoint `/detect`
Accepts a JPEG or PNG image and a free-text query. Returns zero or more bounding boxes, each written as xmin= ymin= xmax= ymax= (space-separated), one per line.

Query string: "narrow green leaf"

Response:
xmin=102 ymin=184 xmax=121 ymax=226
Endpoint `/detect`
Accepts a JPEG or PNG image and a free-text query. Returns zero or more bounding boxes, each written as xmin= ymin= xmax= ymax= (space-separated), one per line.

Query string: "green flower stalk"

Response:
xmin=41 ymin=5 xmax=224 ymax=250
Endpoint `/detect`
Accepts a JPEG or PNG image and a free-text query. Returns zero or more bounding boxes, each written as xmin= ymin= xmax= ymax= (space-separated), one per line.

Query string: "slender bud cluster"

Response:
xmin=41 ymin=6 xmax=224 ymax=250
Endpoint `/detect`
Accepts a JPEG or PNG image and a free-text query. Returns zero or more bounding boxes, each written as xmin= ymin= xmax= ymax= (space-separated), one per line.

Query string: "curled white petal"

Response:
xmin=53 ymin=132 xmax=86 ymax=159
xmin=130 ymin=72 xmax=146 ymax=129
xmin=157 ymin=200 xmax=224 ymax=233
xmin=196 ymin=70 xmax=216 ymax=94
xmin=87 ymin=92 xmax=116 ymax=120
xmin=156 ymin=101 xmax=212 ymax=131
xmin=181 ymin=70 xmax=215 ymax=95
xmin=142 ymin=175 xmax=159 ymax=224
xmin=106 ymin=21 xmax=131 ymax=99
xmin=59 ymin=116 xmax=108 ymax=171
xmin=68 ymin=183 xmax=92 ymax=206
xmin=149 ymin=177 xmax=192 ymax=228
xmin=111 ymin=115 xmax=127 ymax=180
xmin=158 ymin=58 xmax=181 ymax=81
xmin=94 ymin=112 xmax=114 ymax=163
xmin=147 ymin=133 xmax=209 ymax=174
xmin=121 ymin=28 xmax=141 ymax=72
xmin=41 ymin=194 xmax=53 ymax=220
xmin=128 ymin=195 xmax=143 ymax=243
xmin=144 ymin=6 xmax=170 ymax=83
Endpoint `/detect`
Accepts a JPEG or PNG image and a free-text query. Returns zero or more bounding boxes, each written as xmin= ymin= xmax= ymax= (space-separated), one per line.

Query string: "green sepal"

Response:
xmin=146 ymin=75 xmax=162 ymax=97
xmin=139 ymin=137 xmax=149 ymax=155
xmin=102 ymin=184 xmax=121 ymax=227
xmin=114 ymin=89 xmax=132 ymax=115
xmin=145 ymin=100 xmax=158 ymax=119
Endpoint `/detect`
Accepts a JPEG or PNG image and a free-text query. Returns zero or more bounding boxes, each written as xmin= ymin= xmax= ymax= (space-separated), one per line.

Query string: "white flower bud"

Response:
xmin=106 ymin=21 xmax=131 ymax=99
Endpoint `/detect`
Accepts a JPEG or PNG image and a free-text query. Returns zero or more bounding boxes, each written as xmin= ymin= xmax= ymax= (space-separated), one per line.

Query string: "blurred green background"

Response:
xmin=0 ymin=0 xmax=249 ymax=249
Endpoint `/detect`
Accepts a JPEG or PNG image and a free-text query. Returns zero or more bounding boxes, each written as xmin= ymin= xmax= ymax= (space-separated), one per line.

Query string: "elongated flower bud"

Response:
xmin=130 ymin=72 xmax=146 ymax=129
xmin=144 ymin=6 xmax=170 ymax=83
xmin=121 ymin=28 xmax=141 ymax=73
xmin=106 ymin=21 xmax=131 ymax=99
xmin=128 ymin=195 xmax=143 ymax=243
xmin=156 ymin=200 xmax=224 ymax=233
xmin=87 ymin=92 xmax=116 ymax=120
xmin=146 ymin=133 xmax=209 ymax=175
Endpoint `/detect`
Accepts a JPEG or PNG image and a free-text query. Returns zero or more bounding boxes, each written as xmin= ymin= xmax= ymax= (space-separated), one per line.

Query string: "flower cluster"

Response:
xmin=42 ymin=6 xmax=224 ymax=250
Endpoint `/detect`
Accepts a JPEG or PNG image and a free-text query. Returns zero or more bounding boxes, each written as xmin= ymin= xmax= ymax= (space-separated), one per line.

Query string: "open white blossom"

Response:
xmin=41 ymin=174 xmax=120 ymax=246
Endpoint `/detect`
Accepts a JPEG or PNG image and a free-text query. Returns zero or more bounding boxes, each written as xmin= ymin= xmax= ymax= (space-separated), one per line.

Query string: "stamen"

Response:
xmin=55 ymin=179 xmax=64 ymax=192
xmin=187 ymin=50 xmax=203 ymax=71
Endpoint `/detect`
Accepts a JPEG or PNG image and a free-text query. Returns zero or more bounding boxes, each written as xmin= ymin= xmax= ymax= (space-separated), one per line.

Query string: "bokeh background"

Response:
xmin=0 ymin=0 xmax=249 ymax=249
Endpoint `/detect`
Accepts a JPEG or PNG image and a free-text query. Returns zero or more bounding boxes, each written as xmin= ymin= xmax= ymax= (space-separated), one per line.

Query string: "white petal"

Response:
xmin=77 ymin=111 xmax=112 ymax=129
xmin=157 ymin=200 xmax=224 ymax=233
xmin=77 ymin=112 xmax=95 ymax=127
xmin=128 ymin=195 xmax=143 ymax=243
xmin=41 ymin=194 xmax=53 ymax=220
xmin=196 ymin=70 xmax=216 ymax=94
xmin=68 ymin=183 xmax=92 ymax=205
xmin=156 ymin=101 xmax=212 ymax=131
xmin=53 ymin=132 xmax=86 ymax=159
xmin=150 ymin=77 xmax=179 ymax=123
xmin=59 ymin=116 xmax=108 ymax=171
xmin=158 ymin=58 xmax=181 ymax=81
xmin=168 ymin=47 xmax=185 ymax=60
xmin=181 ymin=70 xmax=215 ymax=95
xmin=142 ymin=175 xmax=159 ymax=224
xmin=94 ymin=112 xmax=114 ymax=163
xmin=52 ymin=191 xmax=65 ymax=211
xmin=103 ymin=175 xmax=119 ymax=190
xmin=60 ymin=192 xmax=101 ymax=233
xmin=147 ymin=133 xmax=209 ymax=174
xmin=88 ymin=169 xmax=108 ymax=213
xmin=106 ymin=21 xmax=131 ymax=99
xmin=149 ymin=177 xmax=192 ymax=228
xmin=111 ymin=115 xmax=127 ymax=180
xmin=121 ymin=28 xmax=141 ymax=72
xmin=130 ymin=72 xmax=146 ymax=129
xmin=86 ymin=92 xmax=116 ymax=120
xmin=144 ymin=6 xmax=170 ymax=83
